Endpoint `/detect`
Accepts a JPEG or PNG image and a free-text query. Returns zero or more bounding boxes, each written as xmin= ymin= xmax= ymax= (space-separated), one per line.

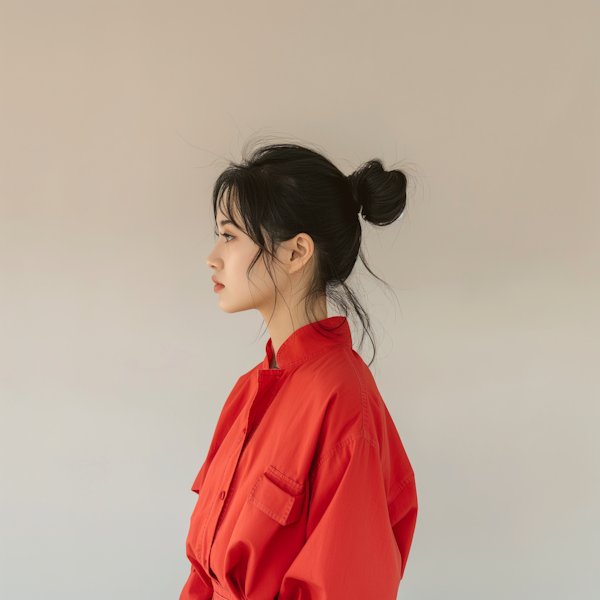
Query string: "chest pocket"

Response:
xmin=248 ymin=465 xmax=306 ymax=526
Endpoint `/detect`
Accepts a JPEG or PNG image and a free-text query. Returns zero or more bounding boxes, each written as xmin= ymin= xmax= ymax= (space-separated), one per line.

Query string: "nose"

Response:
xmin=207 ymin=243 xmax=222 ymax=271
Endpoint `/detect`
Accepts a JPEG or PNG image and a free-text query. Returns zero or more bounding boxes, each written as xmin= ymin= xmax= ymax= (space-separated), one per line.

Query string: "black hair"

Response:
xmin=211 ymin=137 xmax=409 ymax=368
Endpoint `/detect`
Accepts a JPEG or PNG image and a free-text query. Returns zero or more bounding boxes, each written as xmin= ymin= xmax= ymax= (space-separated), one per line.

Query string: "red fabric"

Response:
xmin=180 ymin=316 xmax=417 ymax=600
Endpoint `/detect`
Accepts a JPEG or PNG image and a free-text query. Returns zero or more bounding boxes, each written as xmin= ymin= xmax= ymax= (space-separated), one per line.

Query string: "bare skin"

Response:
xmin=206 ymin=193 xmax=327 ymax=369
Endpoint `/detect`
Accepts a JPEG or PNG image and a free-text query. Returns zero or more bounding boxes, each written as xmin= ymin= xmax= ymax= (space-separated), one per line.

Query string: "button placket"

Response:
xmin=206 ymin=372 xmax=283 ymax=578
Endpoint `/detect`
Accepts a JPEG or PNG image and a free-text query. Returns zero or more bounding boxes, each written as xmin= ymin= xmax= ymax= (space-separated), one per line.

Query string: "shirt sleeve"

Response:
xmin=277 ymin=434 xmax=417 ymax=600
xmin=179 ymin=565 xmax=213 ymax=600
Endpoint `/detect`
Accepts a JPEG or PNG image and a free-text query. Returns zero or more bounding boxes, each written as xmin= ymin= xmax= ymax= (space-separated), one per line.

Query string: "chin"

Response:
xmin=218 ymin=301 xmax=236 ymax=314
xmin=218 ymin=299 xmax=249 ymax=314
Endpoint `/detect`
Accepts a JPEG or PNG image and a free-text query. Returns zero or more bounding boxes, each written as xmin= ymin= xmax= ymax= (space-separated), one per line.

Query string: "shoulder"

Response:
xmin=304 ymin=347 xmax=415 ymax=491
xmin=303 ymin=347 xmax=386 ymax=455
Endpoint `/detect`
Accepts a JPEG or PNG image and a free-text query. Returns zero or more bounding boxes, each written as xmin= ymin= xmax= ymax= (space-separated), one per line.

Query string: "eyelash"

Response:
xmin=220 ymin=233 xmax=234 ymax=243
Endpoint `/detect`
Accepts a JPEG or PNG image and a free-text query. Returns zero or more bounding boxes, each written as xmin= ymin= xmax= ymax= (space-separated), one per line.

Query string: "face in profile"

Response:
xmin=207 ymin=202 xmax=279 ymax=316
xmin=207 ymin=187 xmax=319 ymax=324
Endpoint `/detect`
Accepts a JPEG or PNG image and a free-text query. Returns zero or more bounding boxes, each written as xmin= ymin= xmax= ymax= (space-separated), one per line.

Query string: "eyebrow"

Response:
xmin=219 ymin=219 xmax=235 ymax=227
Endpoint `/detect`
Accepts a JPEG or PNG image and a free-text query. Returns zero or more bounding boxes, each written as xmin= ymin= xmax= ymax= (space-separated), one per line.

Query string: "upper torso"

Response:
xmin=182 ymin=316 xmax=416 ymax=600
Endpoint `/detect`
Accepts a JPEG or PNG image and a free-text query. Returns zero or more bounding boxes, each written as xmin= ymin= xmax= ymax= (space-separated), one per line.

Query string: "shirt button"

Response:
xmin=220 ymin=491 xmax=225 ymax=500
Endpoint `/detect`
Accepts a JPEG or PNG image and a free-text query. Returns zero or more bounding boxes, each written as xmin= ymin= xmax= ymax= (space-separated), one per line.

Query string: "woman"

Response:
xmin=180 ymin=140 xmax=418 ymax=600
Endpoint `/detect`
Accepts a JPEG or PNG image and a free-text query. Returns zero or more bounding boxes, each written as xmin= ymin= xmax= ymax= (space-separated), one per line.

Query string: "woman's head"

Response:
xmin=206 ymin=138 xmax=409 ymax=366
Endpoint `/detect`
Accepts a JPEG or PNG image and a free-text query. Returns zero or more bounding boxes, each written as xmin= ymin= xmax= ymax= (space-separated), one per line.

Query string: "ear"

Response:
xmin=288 ymin=233 xmax=314 ymax=274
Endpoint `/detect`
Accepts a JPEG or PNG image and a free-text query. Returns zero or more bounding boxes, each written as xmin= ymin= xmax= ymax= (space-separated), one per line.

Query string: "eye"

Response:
xmin=220 ymin=233 xmax=234 ymax=243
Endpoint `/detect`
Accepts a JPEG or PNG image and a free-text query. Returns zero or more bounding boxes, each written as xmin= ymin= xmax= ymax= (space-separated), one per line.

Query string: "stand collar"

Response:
xmin=260 ymin=316 xmax=352 ymax=371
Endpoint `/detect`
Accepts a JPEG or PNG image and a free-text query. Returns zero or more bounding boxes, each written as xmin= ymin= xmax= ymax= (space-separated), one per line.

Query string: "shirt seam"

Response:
xmin=309 ymin=435 xmax=414 ymax=506
xmin=342 ymin=345 xmax=373 ymax=446
xmin=309 ymin=433 xmax=375 ymax=486
xmin=308 ymin=347 xmax=375 ymax=486
xmin=387 ymin=472 xmax=416 ymax=505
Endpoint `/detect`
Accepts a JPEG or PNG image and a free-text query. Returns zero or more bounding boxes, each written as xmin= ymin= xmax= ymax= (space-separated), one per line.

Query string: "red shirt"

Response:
xmin=180 ymin=316 xmax=417 ymax=600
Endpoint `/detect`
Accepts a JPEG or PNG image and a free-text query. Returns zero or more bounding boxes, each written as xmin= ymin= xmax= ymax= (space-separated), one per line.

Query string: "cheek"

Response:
xmin=231 ymin=246 xmax=271 ymax=289
xmin=229 ymin=253 xmax=255 ymax=285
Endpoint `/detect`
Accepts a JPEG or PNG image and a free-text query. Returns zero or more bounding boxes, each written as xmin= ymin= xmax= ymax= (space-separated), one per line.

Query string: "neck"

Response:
xmin=265 ymin=298 xmax=327 ymax=370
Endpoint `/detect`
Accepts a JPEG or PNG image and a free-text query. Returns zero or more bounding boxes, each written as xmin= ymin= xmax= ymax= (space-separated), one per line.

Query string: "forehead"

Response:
xmin=217 ymin=188 xmax=240 ymax=227
xmin=217 ymin=188 xmax=242 ymax=227
xmin=216 ymin=207 xmax=238 ymax=229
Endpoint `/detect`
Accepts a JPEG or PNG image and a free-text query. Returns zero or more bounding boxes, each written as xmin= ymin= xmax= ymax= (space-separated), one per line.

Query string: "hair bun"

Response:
xmin=348 ymin=159 xmax=407 ymax=226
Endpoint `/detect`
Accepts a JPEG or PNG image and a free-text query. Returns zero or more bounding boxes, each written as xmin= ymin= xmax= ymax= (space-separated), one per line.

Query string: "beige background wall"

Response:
xmin=1 ymin=1 xmax=598 ymax=598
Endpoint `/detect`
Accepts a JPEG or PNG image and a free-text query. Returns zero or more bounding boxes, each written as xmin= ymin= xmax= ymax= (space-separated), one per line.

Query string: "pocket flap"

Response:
xmin=248 ymin=466 xmax=306 ymax=526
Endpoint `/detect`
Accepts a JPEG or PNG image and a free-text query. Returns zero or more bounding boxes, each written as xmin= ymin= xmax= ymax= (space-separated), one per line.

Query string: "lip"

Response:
xmin=213 ymin=283 xmax=225 ymax=292
xmin=211 ymin=276 xmax=224 ymax=286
